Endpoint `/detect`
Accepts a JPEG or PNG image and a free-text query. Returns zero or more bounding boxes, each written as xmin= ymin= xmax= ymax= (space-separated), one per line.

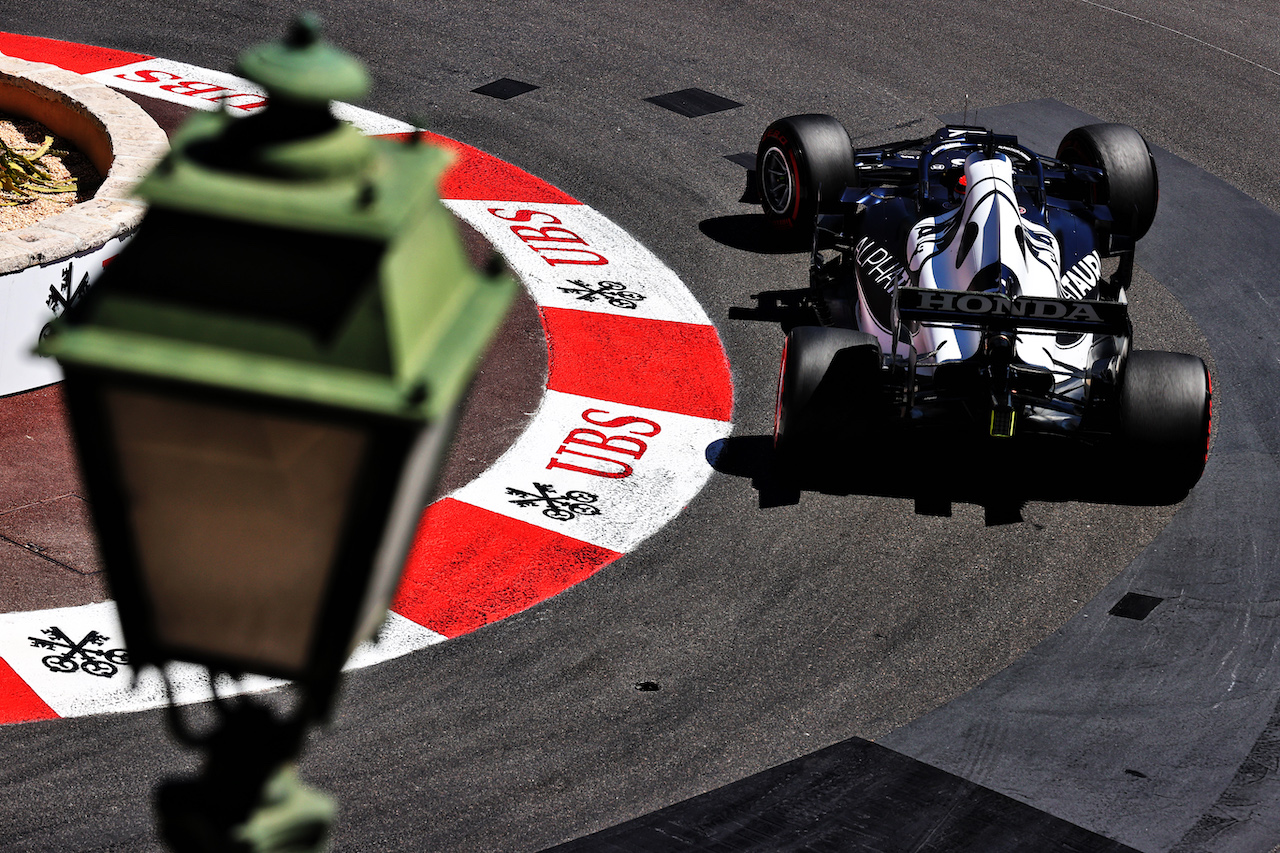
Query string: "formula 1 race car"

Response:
xmin=740 ymin=115 xmax=1211 ymax=499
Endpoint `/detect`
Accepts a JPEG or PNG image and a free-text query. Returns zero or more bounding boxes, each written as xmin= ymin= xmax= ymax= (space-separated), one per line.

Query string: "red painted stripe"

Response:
xmin=0 ymin=32 xmax=151 ymax=74
xmin=376 ymin=131 xmax=579 ymax=205
xmin=0 ymin=657 xmax=57 ymax=725
xmin=542 ymin=308 xmax=734 ymax=421
xmin=393 ymin=498 xmax=621 ymax=638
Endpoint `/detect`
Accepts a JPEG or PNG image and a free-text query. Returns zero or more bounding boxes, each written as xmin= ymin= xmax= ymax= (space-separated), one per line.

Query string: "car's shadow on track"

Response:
xmin=699 ymin=214 xmax=811 ymax=254
xmin=709 ymin=208 xmax=1196 ymax=523
xmin=707 ymin=433 xmax=1186 ymax=525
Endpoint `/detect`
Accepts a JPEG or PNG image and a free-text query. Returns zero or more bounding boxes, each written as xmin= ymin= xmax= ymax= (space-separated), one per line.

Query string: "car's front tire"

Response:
xmin=757 ymin=114 xmax=856 ymax=232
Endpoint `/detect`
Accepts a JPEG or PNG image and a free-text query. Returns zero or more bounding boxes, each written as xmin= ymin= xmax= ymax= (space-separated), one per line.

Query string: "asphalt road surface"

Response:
xmin=4 ymin=2 xmax=1280 ymax=851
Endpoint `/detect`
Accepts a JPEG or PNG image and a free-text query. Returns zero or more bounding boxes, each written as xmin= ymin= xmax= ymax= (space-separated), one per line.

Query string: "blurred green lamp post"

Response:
xmin=38 ymin=15 xmax=514 ymax=852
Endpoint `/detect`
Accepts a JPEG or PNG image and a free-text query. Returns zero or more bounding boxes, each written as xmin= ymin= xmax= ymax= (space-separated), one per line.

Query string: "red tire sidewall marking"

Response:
xmin=760 ymin=128 xmax=803 ymax=226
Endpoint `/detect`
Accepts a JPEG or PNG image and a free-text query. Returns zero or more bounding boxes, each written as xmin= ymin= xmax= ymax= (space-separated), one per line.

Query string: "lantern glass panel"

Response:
xmin=102 ymin=386 xmax=368 ymax=673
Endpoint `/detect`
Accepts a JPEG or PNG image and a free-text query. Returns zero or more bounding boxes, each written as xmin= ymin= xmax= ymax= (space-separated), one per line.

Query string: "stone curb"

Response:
xmin=0 ymin=54 xmax=167 ymax=275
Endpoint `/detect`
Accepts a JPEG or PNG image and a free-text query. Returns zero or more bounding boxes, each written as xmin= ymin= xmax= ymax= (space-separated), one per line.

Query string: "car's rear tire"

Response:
xmin=1057 ymin=123 xmax=1159 ymax=240
xmin=1118 ymin=350 xmax=1211 ymax=500
xmin=757 ymin=114 xmax=856 ymax=232
xmin=774 ymin=326 xmax=882 ymax=460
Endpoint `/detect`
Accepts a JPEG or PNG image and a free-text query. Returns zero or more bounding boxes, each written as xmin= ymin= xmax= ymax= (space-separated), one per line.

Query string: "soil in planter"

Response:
xmin=0 ymin=112 xmax=101 ymax=231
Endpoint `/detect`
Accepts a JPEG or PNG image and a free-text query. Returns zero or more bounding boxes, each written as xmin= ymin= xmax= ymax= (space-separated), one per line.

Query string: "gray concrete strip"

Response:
xmin=545 ymin=736 xmax=1141 ymax=852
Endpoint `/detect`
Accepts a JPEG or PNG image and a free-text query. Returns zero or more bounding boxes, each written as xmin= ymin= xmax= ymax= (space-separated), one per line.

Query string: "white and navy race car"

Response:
xmin=740 ymin=116 xmax=1211 ymax=499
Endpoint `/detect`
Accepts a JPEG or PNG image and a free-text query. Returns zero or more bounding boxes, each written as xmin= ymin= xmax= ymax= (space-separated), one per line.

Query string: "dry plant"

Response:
xmin=0 ymin=131 xmax=76 ymax=205
xmin=0 ymin=115 xmax=99 ymax=230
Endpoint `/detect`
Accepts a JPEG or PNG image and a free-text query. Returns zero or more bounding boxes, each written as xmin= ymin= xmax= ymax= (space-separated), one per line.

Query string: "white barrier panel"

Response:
xmin=0 ymin=234 xmax=131 ymax=397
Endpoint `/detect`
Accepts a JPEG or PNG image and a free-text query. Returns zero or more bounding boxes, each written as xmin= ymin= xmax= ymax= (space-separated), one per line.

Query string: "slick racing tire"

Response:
xmin=757 ymin=114 xmax=856 ymax=232
xmin=1057 ymin=123 xmax=1159 ymax=240
xmin=1118 ymin=350 xmax=1211 ymax=501
xmin=774 ymin=326 xmax=882 ymax=460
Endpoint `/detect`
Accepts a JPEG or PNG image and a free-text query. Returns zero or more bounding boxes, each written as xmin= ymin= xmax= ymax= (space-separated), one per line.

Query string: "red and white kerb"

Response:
xmin=0 ymin=33 xmax=733 ymax=723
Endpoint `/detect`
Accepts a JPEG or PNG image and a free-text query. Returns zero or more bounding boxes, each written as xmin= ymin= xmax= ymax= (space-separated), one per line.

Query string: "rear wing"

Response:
xmin=895 ymin=287 xmax=1130 ymax=335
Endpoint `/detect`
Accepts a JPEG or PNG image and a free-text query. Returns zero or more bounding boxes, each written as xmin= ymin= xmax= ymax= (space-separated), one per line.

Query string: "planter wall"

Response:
xmin=0 ymin=54 xmax=167 ymax=396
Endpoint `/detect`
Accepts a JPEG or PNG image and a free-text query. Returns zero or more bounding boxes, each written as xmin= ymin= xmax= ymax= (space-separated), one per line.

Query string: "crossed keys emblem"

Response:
xmin=39 ymin=263 xmax=92 ymax=344
xmin=29 ymin=627 xmax=129 ymax=678
xmin=558 ymin=279 xmax=646 ymax=310
xmin=506 ymin=483 xmax=601 ymax=521
xmin=46 ymin=263 xmax=91 ymax=317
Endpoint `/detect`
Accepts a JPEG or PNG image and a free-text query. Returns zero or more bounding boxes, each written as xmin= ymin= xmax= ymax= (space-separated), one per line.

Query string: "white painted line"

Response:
xmin=0 ymin=603 xmax=443 ymax=718
xmin=86 ymin=58 xmax=415 ymax=135
xmin=445 ymin=200 xmax=714 ymax=324
xmin=87 ymin=58 xmax=269 ymax=114
xmin=450 ymin=389 xmax=731 ymax=553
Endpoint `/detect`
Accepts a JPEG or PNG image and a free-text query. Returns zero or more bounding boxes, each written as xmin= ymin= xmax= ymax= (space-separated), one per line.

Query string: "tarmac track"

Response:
xmin=2 ymin=2 xmax=1280 ymax=851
